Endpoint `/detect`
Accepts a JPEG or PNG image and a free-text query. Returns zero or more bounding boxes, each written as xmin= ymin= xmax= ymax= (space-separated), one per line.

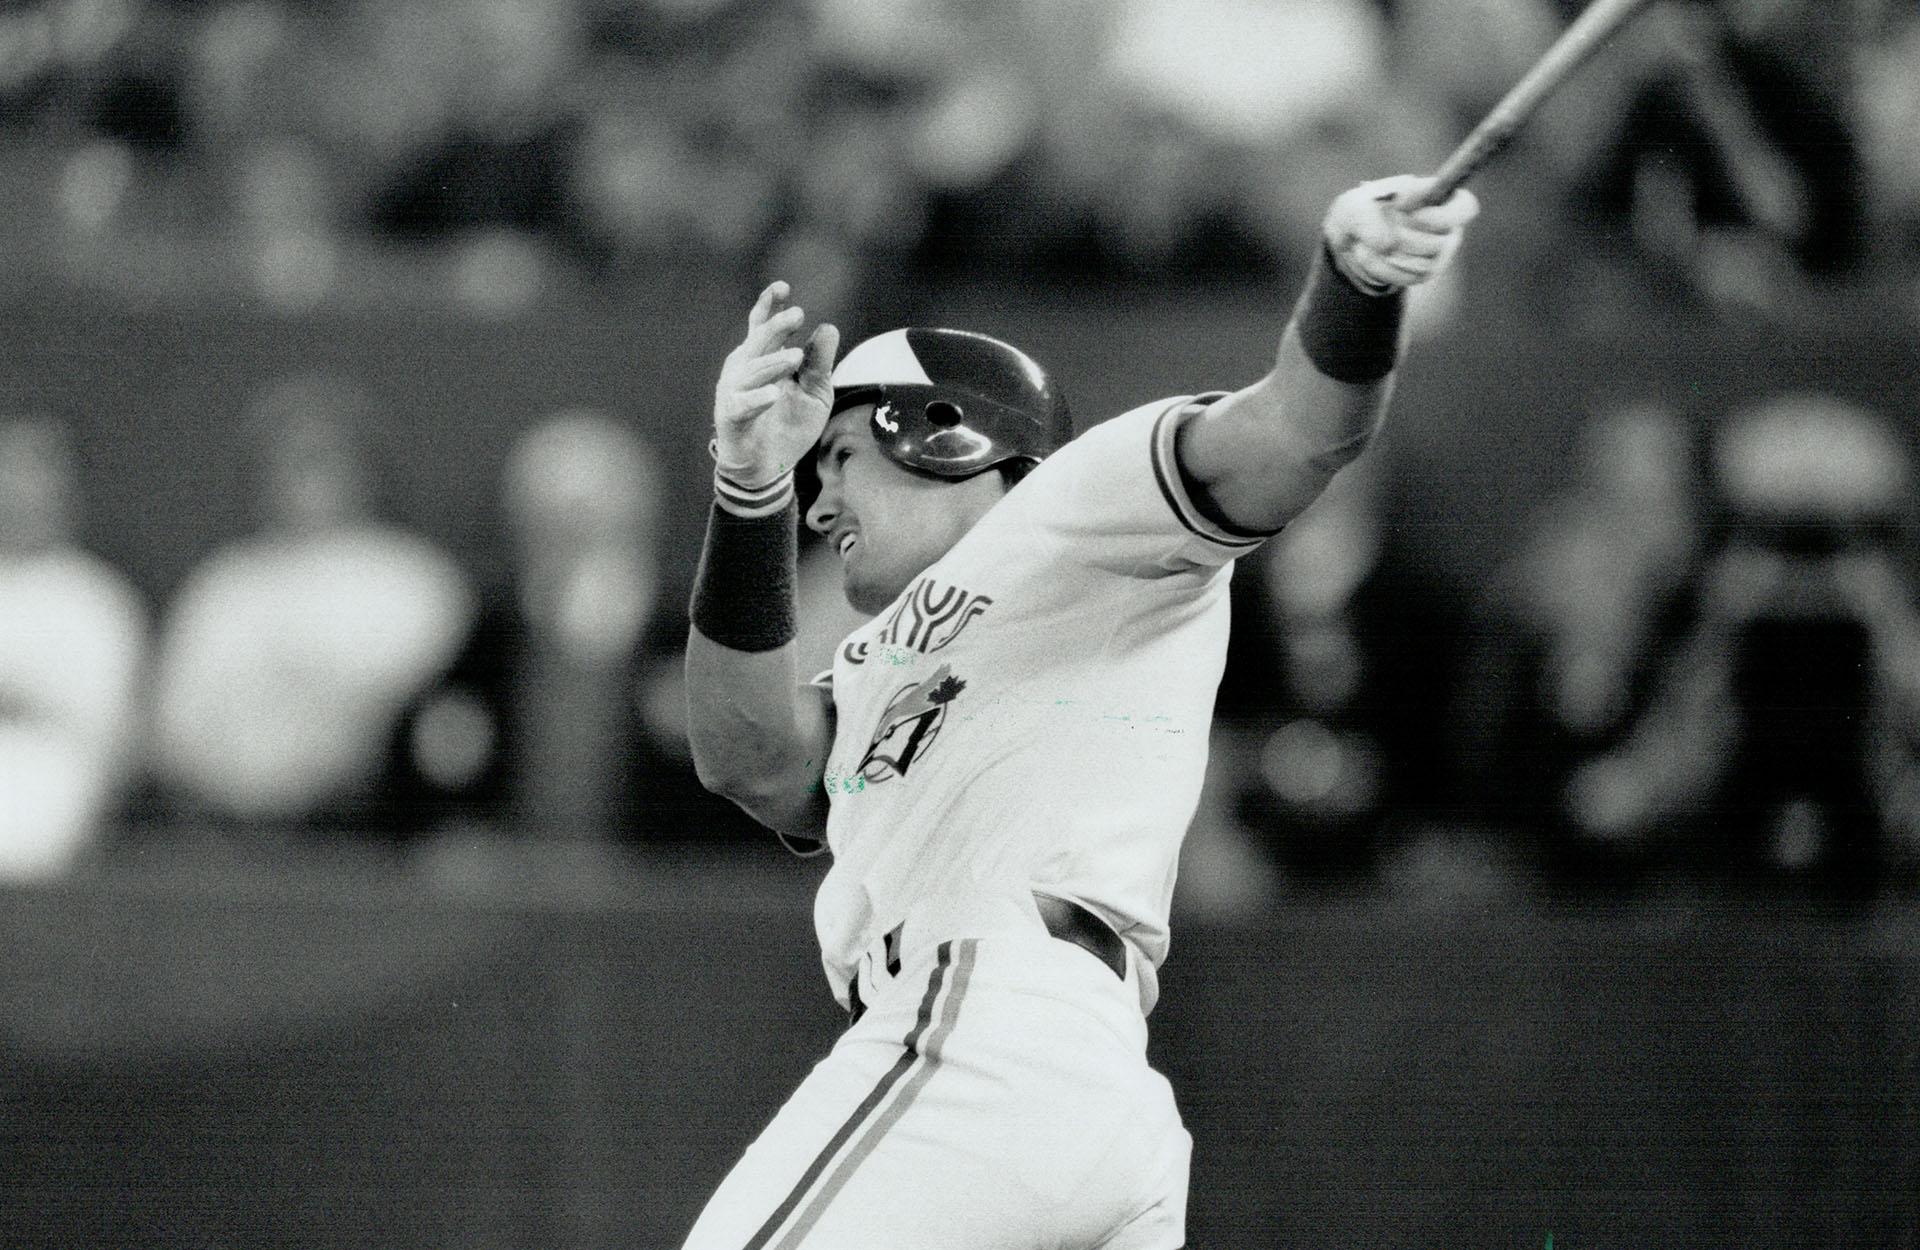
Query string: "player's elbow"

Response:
xmin=689 ymin=744 xmax=739 ymax=799
xmin=689 ymin=739 xmax=773 ymax=804
xmin=689 ymin=732 xmax=814 ymax=807
xmin=693 ymin=749 xmax=824 ymax=838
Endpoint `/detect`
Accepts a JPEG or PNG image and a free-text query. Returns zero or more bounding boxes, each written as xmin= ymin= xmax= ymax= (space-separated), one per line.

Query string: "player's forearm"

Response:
xmin=684 ymin=631 xmax=822 ymax=793
xmin=1175 ymin=172 xmax=1479 ymax=534
xmin=1264 ymin=246 xmax=1405 ymax=474
xmin=685 ymin=634 xmax=831 ymax=836
xmin=1174 ymin=249 xmax=1403 ymax=533
xmin=684 ymin=494 xmax=831 ymax=831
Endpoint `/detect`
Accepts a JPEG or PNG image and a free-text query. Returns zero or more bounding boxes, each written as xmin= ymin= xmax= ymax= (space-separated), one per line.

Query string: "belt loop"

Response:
xmin=884 ymin=923 xmax=903 ymax=977
xmin=849 ymin=923 xmax=907 ymax=1027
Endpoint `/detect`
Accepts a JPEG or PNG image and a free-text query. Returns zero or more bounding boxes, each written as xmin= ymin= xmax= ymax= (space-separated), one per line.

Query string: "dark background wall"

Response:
xmin=12 ymin=266 xmax=1918 ymax=612
xmin=3 ymin=843 xmax=1916 ymax=1249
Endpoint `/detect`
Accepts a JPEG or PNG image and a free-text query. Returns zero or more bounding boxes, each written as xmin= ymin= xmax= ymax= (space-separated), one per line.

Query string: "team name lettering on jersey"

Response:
xmin=842 ymin=576 xmax=993 ymax=666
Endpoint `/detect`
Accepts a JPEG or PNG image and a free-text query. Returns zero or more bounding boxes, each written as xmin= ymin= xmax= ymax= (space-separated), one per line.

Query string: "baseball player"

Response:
xmin=681 ymin=173 xmax=1478 ymax=1249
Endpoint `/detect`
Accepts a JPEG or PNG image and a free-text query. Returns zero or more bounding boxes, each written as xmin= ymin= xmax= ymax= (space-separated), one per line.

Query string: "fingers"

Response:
xmin=716 ymin=306 xmax=836 ymax=432
xmin=1380 ymin=228 xmax=1446 ymax=260
xmin=734 ymin=346 xmax=807 ymax=391
xmin=1369 ymin=180 xmax=1480 ymax=234
xmin=1407 ymin=185 xmax=1480 ymax=232
xmin=730 ymin=383 xmax=783 ymax=416
xmin=745 ymin=305 xmax=806 ymax=358
xmin=1349 ymin=244 xmax=1434 ymax=286
xmin=746 ymin=280 xmax=788 ymax=331
xmin=1325 ymin=174 xmax=1479 ymax=292
xmin=797 ymin=323 xmax=840 ymax=399
xmin=1331 ymin=184 xmax=1398 ymax=253
xmin=744 ymin=281 xmax=808 ymax=357
xmin=1363 ymin=175 xmax=1481 ymax=227
xmin=1357 ymin=173 xmax=1427 ymax=204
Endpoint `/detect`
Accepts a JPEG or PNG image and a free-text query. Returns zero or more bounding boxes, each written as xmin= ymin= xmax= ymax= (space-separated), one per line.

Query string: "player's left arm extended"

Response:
xmin=1175 ymin=175 xmax=1478 ymax=535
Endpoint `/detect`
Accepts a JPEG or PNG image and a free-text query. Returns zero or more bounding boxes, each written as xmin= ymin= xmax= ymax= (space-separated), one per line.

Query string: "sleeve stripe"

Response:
xmin=716 ymin=470 xmax=797 ymax=518
xmin=1148 ymin=395 xmax=1274 ymax=550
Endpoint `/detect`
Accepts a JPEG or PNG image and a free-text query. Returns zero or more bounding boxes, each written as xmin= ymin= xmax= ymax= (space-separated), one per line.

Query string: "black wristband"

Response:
xmin=690 ymin=500 xmax=798 ymax=652
xmin=1294 ymin=243 xmax=1406 ymax=383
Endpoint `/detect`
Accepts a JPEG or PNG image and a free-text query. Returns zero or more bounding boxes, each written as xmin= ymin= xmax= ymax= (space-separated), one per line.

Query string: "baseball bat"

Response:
xmin=1407 ymin=0 xmax=1664 ymax=208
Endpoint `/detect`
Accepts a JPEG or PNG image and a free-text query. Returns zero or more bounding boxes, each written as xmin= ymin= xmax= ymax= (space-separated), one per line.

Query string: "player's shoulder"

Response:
xmin=1025 ymin=395 xmax=1185 ymax=478
xmin=1029 ymin=392 xmax=1228 ymax=486
xmin=1074 ymin=394 xmax=1200 ymax=442
xmin=1069 ymin=391 xmax=1234 ymax=449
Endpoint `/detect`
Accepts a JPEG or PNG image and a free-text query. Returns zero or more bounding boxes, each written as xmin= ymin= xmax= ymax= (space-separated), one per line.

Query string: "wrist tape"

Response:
xmin=690 ymin=499 xmax=798 ymax=652
xmin=1295 ymin=243 xmax=1406 ymax=383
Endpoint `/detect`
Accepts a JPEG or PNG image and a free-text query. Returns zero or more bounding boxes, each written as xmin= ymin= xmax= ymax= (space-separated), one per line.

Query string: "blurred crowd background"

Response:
xmin=4 ymin=0 xmax=1920 ymax=913
xmin=1 ymin=0 xmax=1917 ymax=310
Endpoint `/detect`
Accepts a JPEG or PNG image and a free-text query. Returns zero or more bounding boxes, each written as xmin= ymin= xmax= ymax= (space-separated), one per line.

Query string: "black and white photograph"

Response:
xmin=2 ymin=0 xmax=1917 ymax=1246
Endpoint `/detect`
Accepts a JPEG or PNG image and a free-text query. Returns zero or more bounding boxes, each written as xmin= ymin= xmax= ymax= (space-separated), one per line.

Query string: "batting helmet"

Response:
xmin=826 ymin=328 xmax=1072 ymax=479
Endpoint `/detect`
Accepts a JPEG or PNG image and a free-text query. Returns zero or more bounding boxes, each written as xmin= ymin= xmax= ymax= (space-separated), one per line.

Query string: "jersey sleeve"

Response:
xmin=1014 ymin=393 xmax=1280 ymax=577
xmin=770 ymin=668 xmax=837 ymax=858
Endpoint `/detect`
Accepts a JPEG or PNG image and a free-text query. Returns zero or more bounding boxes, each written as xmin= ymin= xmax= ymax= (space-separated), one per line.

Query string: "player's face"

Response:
xmin=806 ymin=406 xmax=1006 ymax=615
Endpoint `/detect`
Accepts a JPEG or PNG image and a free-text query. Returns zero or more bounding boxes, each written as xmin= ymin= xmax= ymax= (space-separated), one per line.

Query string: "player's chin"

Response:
xmin=843 ymin=565 xmax=904 ymax=616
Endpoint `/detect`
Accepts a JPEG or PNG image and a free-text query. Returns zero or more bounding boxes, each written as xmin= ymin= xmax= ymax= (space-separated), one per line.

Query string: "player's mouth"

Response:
xmin=837 ymin=531 xmax=858 ymax=560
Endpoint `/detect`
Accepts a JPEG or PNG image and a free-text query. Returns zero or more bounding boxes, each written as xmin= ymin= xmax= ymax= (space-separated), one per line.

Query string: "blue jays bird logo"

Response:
xmin=855 ymin=664 xmax=966 ymax=784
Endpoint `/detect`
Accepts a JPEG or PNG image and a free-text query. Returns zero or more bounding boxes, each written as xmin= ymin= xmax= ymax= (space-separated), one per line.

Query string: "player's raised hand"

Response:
xmin=1322 ymin=175 xmax=1480 ymax=296
xmin=713 ymin=281 xmax=841 ymax=488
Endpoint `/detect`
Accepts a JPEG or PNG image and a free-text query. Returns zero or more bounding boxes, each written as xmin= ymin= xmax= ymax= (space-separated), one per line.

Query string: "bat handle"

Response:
xmin=1382 ymin=161 xmax=1481 ymax=212
xmin=1401 ymin=168 xmax=1473 ymax=211
xmin=1395 ymin=0 xmax=1661 ymax=210
xmin=1400 ymin=125 xmax=1522 ymax=210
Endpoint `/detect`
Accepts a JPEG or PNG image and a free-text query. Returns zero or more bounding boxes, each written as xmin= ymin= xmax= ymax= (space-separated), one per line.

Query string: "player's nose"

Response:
xmin=805 ymin=484 xmax=838 ymax=536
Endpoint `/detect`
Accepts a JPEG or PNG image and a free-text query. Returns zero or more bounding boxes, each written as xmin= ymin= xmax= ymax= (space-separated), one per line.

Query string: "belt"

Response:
xmin=1034 ymin=893 xmax=1127 ymax=981
xmin=852 ymin=894 xmax=1128 ymax=1023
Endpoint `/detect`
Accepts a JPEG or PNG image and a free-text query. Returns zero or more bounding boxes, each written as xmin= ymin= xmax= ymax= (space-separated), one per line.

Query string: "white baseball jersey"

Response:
xmin=806 ymin=392 xmax=1262 ymax=1016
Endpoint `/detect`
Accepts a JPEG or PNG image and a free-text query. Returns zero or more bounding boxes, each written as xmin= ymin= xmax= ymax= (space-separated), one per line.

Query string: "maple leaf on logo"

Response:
xmin=928 ymin=675 xmax=966 ymax=705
